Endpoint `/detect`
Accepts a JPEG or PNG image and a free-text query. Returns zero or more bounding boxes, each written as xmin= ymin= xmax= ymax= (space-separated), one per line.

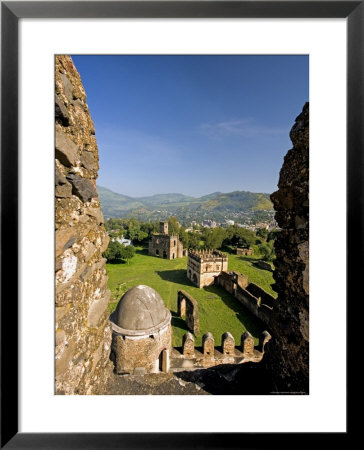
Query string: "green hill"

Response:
xmin=98 ymin=186 xmax=273 ymax=220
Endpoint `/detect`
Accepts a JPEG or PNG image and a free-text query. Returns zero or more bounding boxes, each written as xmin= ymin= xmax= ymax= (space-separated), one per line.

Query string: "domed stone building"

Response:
xmin=110 ymin=285 xmax=172 ymax=375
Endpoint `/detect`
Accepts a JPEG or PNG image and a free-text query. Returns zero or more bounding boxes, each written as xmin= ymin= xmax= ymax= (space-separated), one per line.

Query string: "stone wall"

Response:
xmin=55 ymin=56 xmax=113 ymax=394
xmin=214 ymin=271 xmax=274 ymax=325
xmin=177 ymin=290 xmax=200 ymax=335
xmin=268 ymin=102 xmax=309 ymax=393
xmin=111 ymin=323 xmax=172 ymax=375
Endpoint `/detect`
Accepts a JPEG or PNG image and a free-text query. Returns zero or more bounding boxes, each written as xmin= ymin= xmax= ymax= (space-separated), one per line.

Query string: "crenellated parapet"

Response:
xmin=170 ymin=330 xmax=271 ymax=371
xmin=187 ymin=249 xmax=228 ymax=288
xmin=188 ymin=249 xmax=227 ymax=261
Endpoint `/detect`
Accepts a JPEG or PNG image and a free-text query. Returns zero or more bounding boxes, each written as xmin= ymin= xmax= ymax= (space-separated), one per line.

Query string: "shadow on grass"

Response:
xmin=156 ymin=269 xmax=193 ymax=287
xmin=174 ymin=363 xmax=274 ymax=394
xmin=171 ymin=311 xmax=189 ymax=333
xmin=252 ymin=261 xmax=274 ymax=272
xmin=203 ymin=285 xmax=265 ymax=338
xmin=237 ymin=255 xmax=256 ymax=263
xmin=135 ymin=247 xmax=148 ymax=255
xmin=107 ymin=259 xmax=127 ymax=264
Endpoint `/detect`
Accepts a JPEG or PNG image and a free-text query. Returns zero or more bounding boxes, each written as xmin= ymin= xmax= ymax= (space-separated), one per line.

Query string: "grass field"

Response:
xmin=106 ymin=247 xmax=276 ymax=347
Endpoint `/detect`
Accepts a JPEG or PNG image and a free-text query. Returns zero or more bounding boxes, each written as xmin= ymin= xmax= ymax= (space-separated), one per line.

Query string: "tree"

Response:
xmin=168 ymin=216 xmax=180 ymax=235
xmin=202 ymin=227 xmax=226 ymax=249
xmin=119 ymin=245 xmax=135 ymax=264
xmin=267 ymin=228 xmax=280 ymax=242
xmin=256 ymin=227 xmax=268 ymax=240
xmin=187 ymin=232 xmax=201 ymax=250
xmin=258 ymin=240 xmax=275 ymax=261
xmin=103 ymin=240 xmax=123 ymax=262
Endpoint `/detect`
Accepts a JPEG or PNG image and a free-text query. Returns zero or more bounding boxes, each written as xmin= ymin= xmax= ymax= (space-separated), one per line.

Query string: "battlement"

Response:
xmin=188 ymin=249 xmax=227 ymax=262
xmin=187 ymin=249 xmax=228 ymax=288
xmin=170 ymin=330 xmax=271 ymax=371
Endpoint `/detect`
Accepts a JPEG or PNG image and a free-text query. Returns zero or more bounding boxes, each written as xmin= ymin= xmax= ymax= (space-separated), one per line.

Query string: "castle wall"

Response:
xmin=268 ymin=102 xmax=309 ymax=394
xmin=215 ymin=272 xmax=273 ymax=325
xmin=55 ymin=56 xmax=113 ymax=394
xmin=245 ymin=283 xmax=276 ymax=309
xmin=111 ymin=323 xmax=172 ymax=374
xmin=177 ymin=290 xmax=200 ymax=335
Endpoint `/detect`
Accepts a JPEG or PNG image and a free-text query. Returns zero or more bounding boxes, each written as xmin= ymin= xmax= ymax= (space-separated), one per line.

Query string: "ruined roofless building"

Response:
xmin=110 ymin=285 xmax=172 ymax=375
xmin=187 ymin=250 xmax=228 ymax=288
xmin=148 ymin=221 xmax=186 ymax=259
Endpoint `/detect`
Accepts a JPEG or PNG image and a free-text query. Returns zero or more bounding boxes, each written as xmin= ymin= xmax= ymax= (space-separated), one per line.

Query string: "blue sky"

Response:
xmin=71 ymin=55 xmax=308 ymax=197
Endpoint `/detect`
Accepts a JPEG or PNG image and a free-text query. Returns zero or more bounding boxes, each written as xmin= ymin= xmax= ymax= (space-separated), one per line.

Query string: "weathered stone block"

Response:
xmin=222 ymin=332 xmax=235 ymax=356
xmin=66 ymin=173 xmax=97 ymax=202
xmin=55 ymin=340 xmax=75 ymax=377
xmin=241 ymin=331 xmax=254 ymax=357
xmin=56 ymin=183 xmax=72 ymax=198
xmin=55 ymin=94 xmax=69 ymax=126
xmin=56 ymin=130 xmax=79 ymax=167
xmin=202 ymin=332 xmax=214 ymax=358
xmin=56 ymin=228 xmax=77 ymax=257
xmin=60 ymin=73 xmax=74 ymax=102
xmin=88 ymin=291 xmax=110 ymax=328
xmin=182 ymin=332 xmax=195 ymax=357
xmin=80 ymin=150 xmax=96 ymax=171
xmin=55 ymin=329 xmax=66 ymax=347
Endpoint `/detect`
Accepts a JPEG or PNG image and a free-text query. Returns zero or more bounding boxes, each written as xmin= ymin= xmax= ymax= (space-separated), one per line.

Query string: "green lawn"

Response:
xmin=106 ymin=247 xmax=275 ymax=347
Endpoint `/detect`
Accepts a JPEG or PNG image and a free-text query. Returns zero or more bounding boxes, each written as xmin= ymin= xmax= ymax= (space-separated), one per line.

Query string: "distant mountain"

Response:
xmin=98 ymin=186 xmax=273 ymax=221
xmin=97 ymin=186 xmax=144 ymax=218
xmin=136 ymin=193 xmax=195 ymax=206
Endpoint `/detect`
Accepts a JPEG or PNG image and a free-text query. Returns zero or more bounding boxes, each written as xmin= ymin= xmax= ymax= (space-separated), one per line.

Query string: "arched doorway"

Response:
xmin=163 ymin=250 xmax=167 ymax=259
xmin=179 ymin=298 xmax=186 ymax=317
xmin=158 ymin=348 xmax=169 ymax=372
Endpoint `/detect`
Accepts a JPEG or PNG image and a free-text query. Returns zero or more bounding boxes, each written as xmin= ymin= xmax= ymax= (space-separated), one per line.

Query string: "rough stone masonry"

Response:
xmin=55 ymin=56 xmax=113 ymax=394
xmin=268 ymin=102 xmax=309 ymax=394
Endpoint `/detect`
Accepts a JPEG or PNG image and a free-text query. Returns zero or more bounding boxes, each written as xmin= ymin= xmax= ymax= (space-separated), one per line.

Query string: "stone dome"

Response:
xmin=110 ymin=285 xmax=170 ymax=335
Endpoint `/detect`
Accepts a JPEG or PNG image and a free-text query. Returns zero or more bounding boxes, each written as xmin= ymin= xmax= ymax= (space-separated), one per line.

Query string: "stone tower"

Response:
xmin=148 ymin=221 xmax=186 ymax=259
xmin=110 ymin=285 xmax=172 ymax=374
xmin=160 ymin=221 xmax=168 ymax=235
xmin=187 ymin=250 xmax=228 ymax=288
xmin=268 ymin=102 xmax=309 ymax=394
xmin=55 ymin=56 xmax=113 ymax=394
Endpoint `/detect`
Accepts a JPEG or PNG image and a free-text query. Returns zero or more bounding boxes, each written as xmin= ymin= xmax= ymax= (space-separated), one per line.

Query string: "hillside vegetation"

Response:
xmin=98 ymin=186 xmax=273 ymax=220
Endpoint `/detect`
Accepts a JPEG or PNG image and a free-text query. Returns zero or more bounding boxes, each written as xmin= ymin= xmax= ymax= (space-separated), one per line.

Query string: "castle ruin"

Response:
xmin=187 ymin=250 xmax=228 ymax=288
xmin=109 ymin=285 xmax=271 ymax=375
xmin=148 ymin=221 xmax=186 ymax=259
xmin=236 ymin=247 xmax=254 ymax=256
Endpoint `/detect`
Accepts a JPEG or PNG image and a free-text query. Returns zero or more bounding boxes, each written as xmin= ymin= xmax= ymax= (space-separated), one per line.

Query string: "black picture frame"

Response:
xmin=1 ymin=1 xmax=359 ymax=448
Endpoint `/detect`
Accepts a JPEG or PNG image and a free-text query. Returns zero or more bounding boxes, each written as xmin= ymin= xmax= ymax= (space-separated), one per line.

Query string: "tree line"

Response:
xmin=104 ymin=217 xmax=279 ymax=263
